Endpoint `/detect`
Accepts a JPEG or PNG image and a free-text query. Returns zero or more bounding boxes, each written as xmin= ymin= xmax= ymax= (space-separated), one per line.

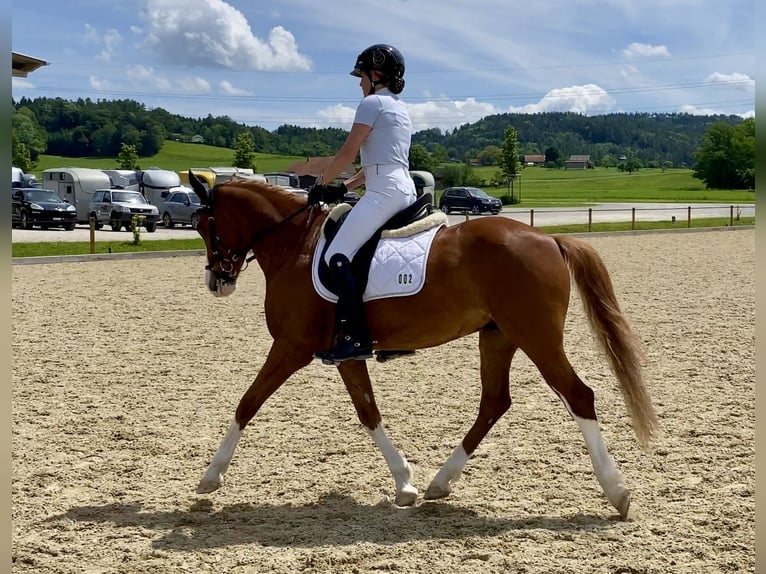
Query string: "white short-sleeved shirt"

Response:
xmin=353 ymin=88 xmax=412 ymax=168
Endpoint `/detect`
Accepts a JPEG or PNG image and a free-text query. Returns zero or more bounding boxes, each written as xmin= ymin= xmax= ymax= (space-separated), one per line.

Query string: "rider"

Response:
xmin=309 ymin=43 xmax=417 ymax=364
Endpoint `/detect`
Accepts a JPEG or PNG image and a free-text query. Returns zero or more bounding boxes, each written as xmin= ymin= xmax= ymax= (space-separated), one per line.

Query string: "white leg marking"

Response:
xmin=557 ymin=393 xmax=631 ymax=517
xmin=367 ymin=425 xmax=418 ymax=506
xmin=197 ymin=419 xmax=241 ymax=494
xmin=425 ymin=444 xmax=469 ymax=499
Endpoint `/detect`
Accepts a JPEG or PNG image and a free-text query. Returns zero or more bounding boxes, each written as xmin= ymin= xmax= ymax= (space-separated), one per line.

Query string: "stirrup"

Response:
xmin=314 ymin=337 xmax=373 ymax=365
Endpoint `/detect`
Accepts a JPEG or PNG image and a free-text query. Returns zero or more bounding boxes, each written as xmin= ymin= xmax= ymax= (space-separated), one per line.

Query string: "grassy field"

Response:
xmin=31 ymin=140 xmax=306 ymax=179
xmin=471 ymin=165 xmax=755 ymax=205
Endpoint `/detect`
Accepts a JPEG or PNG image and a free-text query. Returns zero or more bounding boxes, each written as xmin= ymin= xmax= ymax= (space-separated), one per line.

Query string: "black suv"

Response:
xmin=12 ymin=187 xmax=77 ymax=230
xmin=439 ymin=187 xmax=502 ymax=215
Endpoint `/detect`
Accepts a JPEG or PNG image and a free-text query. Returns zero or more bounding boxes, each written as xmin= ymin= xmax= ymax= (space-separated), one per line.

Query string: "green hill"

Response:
xmin=30 ymin=140 xmax=306 ymax=179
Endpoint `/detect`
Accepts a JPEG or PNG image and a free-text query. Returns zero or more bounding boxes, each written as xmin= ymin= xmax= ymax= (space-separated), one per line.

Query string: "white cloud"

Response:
xmin=139 ymin=0 xmax=311 ymax=71
xmin=99 ymin=29 xmax=122 ymax=62
xmin=89 ymin=76 xmax=117 ymax=90
xmin=177 ymin=77 xmax=212 ymax=93
xmin=83 ymin=23 xmax=99 ymax=43
xmin=679 ymin=104 xmax=754 ymax=118
xmin=127 ymin=65 xmax=173 ymax=91
xmin=219 ymin=81 xmax=253 ymax=96
xmin=706 ymin=72 xmax=755 ymax=92
xmin=12 ymin=77 xmax=35 ymax=89
xmin=621 ymin=42 xmax=670 ymax=58
xmin=407 ymin=98 xmax=498 ymax=132
xmin=316 ymin=104 xmax=356 ymax=129
xmin=509 ymin=84 xmax=616 ymax=115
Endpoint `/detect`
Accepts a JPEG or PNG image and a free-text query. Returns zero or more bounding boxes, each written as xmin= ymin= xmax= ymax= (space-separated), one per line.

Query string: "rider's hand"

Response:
xmin=307 ymin=184 xmax=326 ymax=205
xmin=324 ymin=182 xmax=348 ymax=203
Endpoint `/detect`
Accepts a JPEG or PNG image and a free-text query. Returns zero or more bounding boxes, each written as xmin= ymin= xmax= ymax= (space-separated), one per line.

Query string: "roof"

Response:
xmin=568 ymin=155 xmax=591 ymax=161
xmin=12 ymin=52 xmax=48 ymax=77
xmin=284 ymin=157 xmax=356 ymax=179
xmin=524 ymin=154 xmax=545 ymax=162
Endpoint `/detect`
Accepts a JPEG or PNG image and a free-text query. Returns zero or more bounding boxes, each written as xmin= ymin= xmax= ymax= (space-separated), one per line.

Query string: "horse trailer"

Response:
xmin=41 ymin=167 xmax=112 ymax=224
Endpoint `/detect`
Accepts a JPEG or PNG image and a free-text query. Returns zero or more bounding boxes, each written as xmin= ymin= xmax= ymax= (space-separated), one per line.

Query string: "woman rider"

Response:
xmin=309 ymin=44 xmax=417 ymax=364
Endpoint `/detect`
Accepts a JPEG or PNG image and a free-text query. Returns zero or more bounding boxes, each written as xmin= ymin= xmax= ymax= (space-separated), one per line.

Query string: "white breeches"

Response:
xmin=324 ymin=164 xmax=416 ymax=265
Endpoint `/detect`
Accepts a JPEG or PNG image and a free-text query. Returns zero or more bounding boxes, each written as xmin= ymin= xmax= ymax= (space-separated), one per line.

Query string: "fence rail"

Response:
xmin=453 ymin=203 xmax=755 ymax=231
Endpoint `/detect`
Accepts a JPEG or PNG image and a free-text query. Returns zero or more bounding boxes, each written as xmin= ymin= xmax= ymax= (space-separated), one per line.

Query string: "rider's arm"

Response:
xmin=318 ymin=122 xmax=372 ymax=186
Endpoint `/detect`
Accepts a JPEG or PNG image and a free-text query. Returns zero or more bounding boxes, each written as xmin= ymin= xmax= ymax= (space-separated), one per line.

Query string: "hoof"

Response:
xmin=423 ymin=483 xmax=452 ymax=500
xmin=394 ymin=486 xmax=418 ymax=507
xmin=196 ymin=477 xmax=222 ymax=494
xmin=615 ymin=491 xmax=631 ymax=520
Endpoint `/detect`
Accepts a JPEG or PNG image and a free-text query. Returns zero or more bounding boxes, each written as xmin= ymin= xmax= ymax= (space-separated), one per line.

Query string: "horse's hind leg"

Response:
xmin=529 ymin=344 xmax=631 ymax=518
xmin=197 ymin=339 xmax=313 ymax=494
xmin=425 ymin=325 xmax=516 ymax=500
xmin=337 ymin=360 xmax=418 ymax=506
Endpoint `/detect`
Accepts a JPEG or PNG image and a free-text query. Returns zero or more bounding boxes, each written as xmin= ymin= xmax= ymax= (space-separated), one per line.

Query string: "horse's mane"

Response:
xmin=224 ymin=177 xmax=307 ymax=208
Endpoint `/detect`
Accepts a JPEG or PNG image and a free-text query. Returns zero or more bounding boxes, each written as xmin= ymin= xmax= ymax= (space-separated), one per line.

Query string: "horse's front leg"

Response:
xmin=425 ymin=327 xmax=516 ymax=500
xmin=338 ymin=361 xmax=418 ymax=506
xmin=196 ymin=339 xmax=313 ymax=494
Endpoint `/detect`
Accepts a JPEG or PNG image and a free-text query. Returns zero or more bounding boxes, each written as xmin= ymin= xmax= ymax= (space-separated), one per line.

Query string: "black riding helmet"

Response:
xmin=350 ymin=44 xmax=405 ymax=81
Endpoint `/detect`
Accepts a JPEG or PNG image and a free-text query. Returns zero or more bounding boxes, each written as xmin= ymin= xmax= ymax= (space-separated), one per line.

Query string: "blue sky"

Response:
xmin=11 ymin=0 xmax=755 ymax=133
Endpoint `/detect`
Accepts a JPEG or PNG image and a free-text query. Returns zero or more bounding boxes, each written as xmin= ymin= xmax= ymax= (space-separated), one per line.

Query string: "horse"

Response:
xmin=187 ymin=172 xmax=658 ymax=519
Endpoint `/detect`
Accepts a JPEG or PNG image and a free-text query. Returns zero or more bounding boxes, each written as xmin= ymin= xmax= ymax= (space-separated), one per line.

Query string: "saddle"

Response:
xmin=317 ymin=193 xmax=435 ymax=296
xmin=316 ymin=194 xmax=436 ymax=364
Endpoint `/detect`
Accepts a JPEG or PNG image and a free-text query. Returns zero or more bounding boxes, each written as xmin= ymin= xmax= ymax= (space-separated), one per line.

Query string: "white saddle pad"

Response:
xmin=311 ymin=216 xmax=446 ymax=303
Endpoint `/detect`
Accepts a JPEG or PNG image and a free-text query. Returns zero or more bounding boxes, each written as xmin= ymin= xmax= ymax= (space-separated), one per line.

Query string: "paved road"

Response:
xmin=11 ymin=202 xmax=754 ymax=243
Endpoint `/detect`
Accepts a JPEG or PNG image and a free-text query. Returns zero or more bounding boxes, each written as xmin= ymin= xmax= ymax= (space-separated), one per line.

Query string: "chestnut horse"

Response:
xmin=188 ymin=173 xmax=657 ymax=518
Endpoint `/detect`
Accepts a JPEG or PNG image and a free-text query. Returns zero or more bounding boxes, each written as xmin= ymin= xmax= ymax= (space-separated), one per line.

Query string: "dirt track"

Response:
xmin=12 ymin=228 xmax=754 ymax=573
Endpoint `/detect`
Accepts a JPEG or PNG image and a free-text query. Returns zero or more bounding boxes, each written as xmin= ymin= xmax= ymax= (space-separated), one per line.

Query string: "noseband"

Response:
xmin=202 ymin=187 xmax=312 ymax=283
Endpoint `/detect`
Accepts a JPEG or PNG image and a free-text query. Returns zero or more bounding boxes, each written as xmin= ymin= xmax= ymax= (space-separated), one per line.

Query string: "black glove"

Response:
xmin=308 ymin=182 xmax=348 ymax=205
xmin=307 ymin=184 xmax=325 ymax=205
xmin=323 ymin=182 xmax=348 ymax=203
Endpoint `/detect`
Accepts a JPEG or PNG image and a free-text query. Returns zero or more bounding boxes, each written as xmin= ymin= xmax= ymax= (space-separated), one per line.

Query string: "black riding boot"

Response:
xmin=315 ymin=254 xmax=373 ymax=364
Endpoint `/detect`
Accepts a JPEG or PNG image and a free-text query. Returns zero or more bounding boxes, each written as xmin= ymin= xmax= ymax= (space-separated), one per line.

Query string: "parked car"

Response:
xmin=438 ymin=187 xmax=502 ymax=215
xmin=160 ymin=188 xmax=202 ymax=228
xmin=11 ymin=187 xmax=77 ymax=230
xmin=88 ymin=189 xmax=160 ymax=232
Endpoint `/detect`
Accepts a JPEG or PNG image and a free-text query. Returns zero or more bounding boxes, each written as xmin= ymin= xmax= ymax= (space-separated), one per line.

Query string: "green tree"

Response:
xmin=429 ymin=143 xmax=449 ymax=165
xmin=12 ymin=141 xmax=34 ymax=172
xmin=544 ymin=145 xmax=561 ymax=164
xmin=12 ymin=107 xmax=47 ymax=160
xmin=692 ymin=119 xmax=754 ymax=189
xmin=117 ymin=143 xmax=140 ymax=170
xmin=477 ymin=145 xmax=502 ymax=166
xmin=232 ymin=131 xmax=257 ymax=170
xmin=600 ymin=154 xmax=614 ymax=169
xmin=500 ymin=126 xmax=521 ymax=200
xmin=409 ymin=144 xmax=434 ymax=171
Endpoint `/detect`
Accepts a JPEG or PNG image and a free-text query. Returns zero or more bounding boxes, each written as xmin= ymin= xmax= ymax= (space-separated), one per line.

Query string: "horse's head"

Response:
xmin=190 ymin=171 xmax=249 ymax=297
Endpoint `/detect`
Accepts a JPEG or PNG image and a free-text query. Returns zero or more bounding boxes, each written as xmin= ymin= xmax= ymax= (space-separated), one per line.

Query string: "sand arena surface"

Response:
xmin=12 ymin=228 xmax=754 ymax=573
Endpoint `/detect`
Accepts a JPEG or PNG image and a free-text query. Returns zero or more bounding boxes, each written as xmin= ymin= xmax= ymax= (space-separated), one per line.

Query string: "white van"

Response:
xmin=409 ymin=170 xmax=436 ymax=205
xmin=138 ymin=169 xmax=183 ymax=207
xmin=12 ymin=166 xmax=39 ymax=188
xmin=41 ymin=167 xmax=112 ymax=223
xmin=102 ymin=169 xmax=139 ymax=189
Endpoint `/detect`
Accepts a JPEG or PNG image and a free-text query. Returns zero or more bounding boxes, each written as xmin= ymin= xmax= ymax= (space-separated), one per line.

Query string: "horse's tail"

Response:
xmin=554 ymin=235 xmax=658 ymax=448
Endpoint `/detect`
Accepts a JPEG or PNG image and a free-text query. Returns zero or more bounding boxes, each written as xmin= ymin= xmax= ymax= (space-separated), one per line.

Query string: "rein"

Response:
xmin=205 ymin=200 xmax=312 ymax=280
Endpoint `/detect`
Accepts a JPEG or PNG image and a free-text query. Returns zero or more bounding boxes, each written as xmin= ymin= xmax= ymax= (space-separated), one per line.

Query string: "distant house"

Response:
xmin=524 ymin=154 xmax=545 ymax=166
xmin=190 ymin=134 xmax=205 ymax=144
xmin=565 ymin=154 xmax=593 ymax=170
xmin=284 ymin=157 xmax=357 ymax=189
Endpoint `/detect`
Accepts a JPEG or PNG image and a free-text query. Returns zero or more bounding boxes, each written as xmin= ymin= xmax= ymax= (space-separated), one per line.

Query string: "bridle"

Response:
xmin=202 ymin=185 xmax=312 ymax=283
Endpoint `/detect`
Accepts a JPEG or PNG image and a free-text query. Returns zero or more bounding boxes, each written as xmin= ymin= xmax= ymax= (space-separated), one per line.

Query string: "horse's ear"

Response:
xmin=189 ymin=171 xmax=210 ymax=206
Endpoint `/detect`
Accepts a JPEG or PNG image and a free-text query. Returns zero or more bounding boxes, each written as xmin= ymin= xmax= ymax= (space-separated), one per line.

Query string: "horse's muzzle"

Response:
xmin=205 ymin=269 xmax=237 ymax=297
